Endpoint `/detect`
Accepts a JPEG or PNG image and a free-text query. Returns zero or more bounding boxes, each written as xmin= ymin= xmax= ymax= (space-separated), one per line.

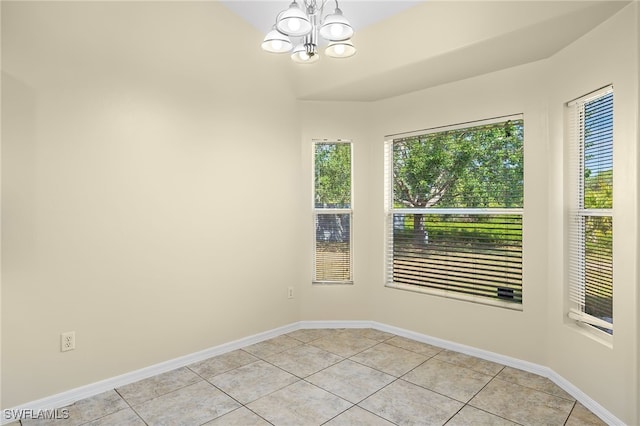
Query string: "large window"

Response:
xmin=313 ymin=140 xmax=352 ymax=283
xmin=385 ymin=116 xmax=524 ymax=308
xmin=567 ymin=86 xmax=613 ymax=335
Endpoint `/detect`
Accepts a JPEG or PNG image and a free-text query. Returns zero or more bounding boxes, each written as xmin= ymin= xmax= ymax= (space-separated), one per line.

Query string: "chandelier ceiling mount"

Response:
xmin=261 ymin=0 xmax=356 ymax=64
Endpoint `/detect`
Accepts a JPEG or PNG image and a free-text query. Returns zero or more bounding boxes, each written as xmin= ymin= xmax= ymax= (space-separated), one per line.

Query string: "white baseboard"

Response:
xmin=2 ymin=320 xmax=623 ymax=426
xmin=1 ymin=322 xmax=298 ymax=425
xmin=298 ymin=319 xmax=372 ymax=329
xmin=370 ymin=321 xmax=623 ymax=426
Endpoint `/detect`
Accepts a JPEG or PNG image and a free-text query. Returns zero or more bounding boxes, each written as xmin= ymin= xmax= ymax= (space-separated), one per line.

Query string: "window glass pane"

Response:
xmin=393 ymin=120 xmax=523 ymax=209
xmin=583 ymin=93 xmax=613 ymax=209
xmin=392 ymin=213 xmax=522 ymax=303
xmin=315 ymin=213 xmax=351 ymax=281
xmin=315 ymin=143 xmax=351 ymax=208
xmin=584 ymin=215 xmax=613 ymax=333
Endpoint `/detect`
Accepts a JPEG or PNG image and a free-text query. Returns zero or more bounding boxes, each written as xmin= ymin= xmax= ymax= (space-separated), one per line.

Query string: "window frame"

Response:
xmin=566 ymin=85 xmax=614 ymax=337
xmin=384 ymin=115 xmax=524 ymax=309
xmin=312 ymin=139 xmax=354 ymax=285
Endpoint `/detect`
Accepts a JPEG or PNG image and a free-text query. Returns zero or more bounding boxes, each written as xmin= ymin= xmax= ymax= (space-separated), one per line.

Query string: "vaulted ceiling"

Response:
xmin=3 ymin=1 xmax=629 ymax=102
xmin=224 ymin=1 xmax=629 ymax=101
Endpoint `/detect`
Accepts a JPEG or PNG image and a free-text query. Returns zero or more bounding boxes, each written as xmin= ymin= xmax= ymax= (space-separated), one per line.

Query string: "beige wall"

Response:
xmin=298 ymin=101 xmax=376 ymax=321
xmin=1 ymin=2 xmax=303 ymax=408
xmin=300 ymin=61 xmax=550 ymax=362
xmin=299 ymin=4 xmax=638 ymax=424
xmin=1 ymin=1 xmax=638 ymax=423
xmin=546 ymin=4 xmax=638 ymax=422
xmin=366 ymin=61 xmax=551 ymax=365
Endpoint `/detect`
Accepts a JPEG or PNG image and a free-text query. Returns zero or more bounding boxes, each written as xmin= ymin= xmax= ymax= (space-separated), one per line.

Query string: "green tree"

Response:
xmin=315 ymin=143 xmax=351 ymax=208
xmin=393 ymin=120 xmax=523 ymax=241
xmin=584 ymin=169 xmax=612 ymax=209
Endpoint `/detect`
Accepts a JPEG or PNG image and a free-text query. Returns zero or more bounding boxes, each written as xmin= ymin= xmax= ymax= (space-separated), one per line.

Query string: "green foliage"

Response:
xmin=394 ymin=214 xmax=522 ymax=247
xmin=393 ymin=120 xmax=524 ymax=209
xmin=584 ymin=169 xmax=612 ymax=209
xmin=583 ymin=169 xmax=612 ymax=239
xmin=315 ymin=143 xmax=351 ymax=208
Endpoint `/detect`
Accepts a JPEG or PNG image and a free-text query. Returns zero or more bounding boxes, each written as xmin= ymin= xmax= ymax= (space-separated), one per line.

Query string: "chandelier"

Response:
xmin=261 ymin=0 xmax=356 ymax=63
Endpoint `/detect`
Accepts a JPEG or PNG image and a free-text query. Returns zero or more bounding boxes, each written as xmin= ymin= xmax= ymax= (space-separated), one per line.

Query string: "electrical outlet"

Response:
xmin=287 ymin=287 xmax=294 ymax=299
xmin=61 ymin=331 xmax=75 ymax=352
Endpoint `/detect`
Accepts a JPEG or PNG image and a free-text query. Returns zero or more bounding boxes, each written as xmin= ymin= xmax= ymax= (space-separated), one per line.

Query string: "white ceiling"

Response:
xmin=220 ymin=1 xmax=425 ymax=34
xmin=3 ymin=1 xmax=630 ymax=103
xmin=221 ymin=1 xmax=629 ymax=102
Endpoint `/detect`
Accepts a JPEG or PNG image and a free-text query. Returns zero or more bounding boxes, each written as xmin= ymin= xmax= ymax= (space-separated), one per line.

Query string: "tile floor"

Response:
xmin=15 ymin=328 xmax=607 ymax=426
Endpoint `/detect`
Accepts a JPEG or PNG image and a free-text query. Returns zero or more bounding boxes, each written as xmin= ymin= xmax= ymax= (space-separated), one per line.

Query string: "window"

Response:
xmin=313 ymin=140 xmax=352 ymax=283
xmin=385 ymin=116 xmax=524 ymax=308
xmin=567 ymin=86 xmax=613 ymax=335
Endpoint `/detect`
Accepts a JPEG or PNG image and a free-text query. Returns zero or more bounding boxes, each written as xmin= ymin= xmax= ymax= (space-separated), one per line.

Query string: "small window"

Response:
xmin=313 ymin=140 xmax=353 ymax=283
xmin=385 ymin=116 xmax=524 ymax=308
xmin=567 ymin=86 xmax=613 ymax=335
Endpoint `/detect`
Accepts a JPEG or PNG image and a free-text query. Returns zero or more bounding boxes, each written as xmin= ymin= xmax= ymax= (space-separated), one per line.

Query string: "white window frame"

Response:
xmin=566 ymin=85 xmax=614 ymax=336
xmin=384 ymin=115 xmax=524 ymax=309
xmin=312 ymin=139 xmax=353 ymax=284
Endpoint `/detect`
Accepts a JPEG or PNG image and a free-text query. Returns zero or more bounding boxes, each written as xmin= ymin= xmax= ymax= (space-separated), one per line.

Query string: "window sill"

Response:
xmin=313 ymin=281 xmax=354 ymax=286
xmin=566 ymin=316 xmax=613 ymax=348
xmin=386 ymin=282 xmax=523 ymax=311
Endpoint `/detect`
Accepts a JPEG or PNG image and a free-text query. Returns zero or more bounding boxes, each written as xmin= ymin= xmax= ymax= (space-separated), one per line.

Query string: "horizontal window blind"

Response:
xmin=314 ymin=213 xmax=351 ymax=282
xmin=386 ymin=116 xmax=524 ymax=307
xmin=391 ymin=213 xmax=522 ymax=302
xmin=567 ymin=86 xmax=613 ymax=334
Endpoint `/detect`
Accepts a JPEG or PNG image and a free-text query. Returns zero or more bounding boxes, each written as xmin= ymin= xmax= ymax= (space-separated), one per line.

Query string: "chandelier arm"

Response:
xmin=319 ymin=0 xmax=332 ymax=21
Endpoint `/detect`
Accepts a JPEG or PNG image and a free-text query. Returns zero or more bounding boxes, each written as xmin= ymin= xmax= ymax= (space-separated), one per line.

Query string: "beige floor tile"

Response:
xmin=350 ymin=342 xmax=428 ymax=377
xmin=204 ymin=407 xmax=271 ymax=425
xmin=446 ymin=405 xmax=518 ymax=425
xmin=403 ymin=358 xmax=493 ymax=402
xmin=242 ymin=335 xmax=302 ymax=358
xmin=435 ymin=350 xmax=505 ymax=376
xmin=309 ymin=333 xmax=379 ymax=357
xmin=187 ymin=349 xmax=258 ymax=380
xmin=339 ymin=328 xmax=396 ymax=342
xmin=359 ymin=379 xmax=463 ymax=425
xmin=286 ymin=328 xmax=336 ymax=343
xmin=247 ymin=381 xmax=352 ymax=425
xmin=469 ymin=378 xmax=574 ymax=426
xmin=306 ymin=360 xmax=396 ymax=403
xmin=19 ymin=329 xmax=606 ymax=426
xmin=115 ymin=367 xmax=201 ymax=406
xmin=324 ymin=406 xmax=395 ymax=425
xmin=565 ymin=402 xmax=607 ymax=426
xmin=385 ymin=335 xmax=443 ymax=357
xmin=85 ymin=408 xmax=145 ymax=426
xmin=22 ymin=391 xmax=128 ymax=426
xmin=134 ymin=381 xmax=240 ymax=425
xmin=497 ymin=367 xmax=574 ymax=400
xmin=208 ymin=360 xmax=298 ymax=404
xmin=263 ymin=344 xmax=343 ymax=377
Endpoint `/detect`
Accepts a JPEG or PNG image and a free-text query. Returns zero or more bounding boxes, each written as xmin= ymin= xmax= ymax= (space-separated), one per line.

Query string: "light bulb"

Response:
xmin=288 ymin=19 xmax=301 ymax=32
xmin=270 ymin=40 xmax=283 ymax=51
xmin=330 ymin=24 xmax=343 ymax=38
xmin=325 ymin=40 xmax=356 ymax=58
